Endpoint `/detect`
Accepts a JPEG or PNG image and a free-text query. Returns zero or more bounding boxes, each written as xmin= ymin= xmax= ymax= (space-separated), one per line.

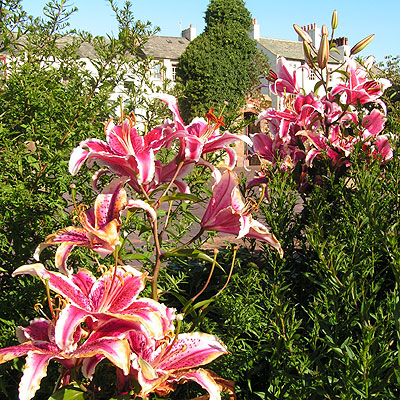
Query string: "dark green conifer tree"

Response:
xmin=176 ymin=0 xmax=266 ymax=124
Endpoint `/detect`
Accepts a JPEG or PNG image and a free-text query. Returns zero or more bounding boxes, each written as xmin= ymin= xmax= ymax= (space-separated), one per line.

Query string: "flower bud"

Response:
xmin=318 ymin=34 xmax=329 ymax=69
xmin=321 ymin=24 xmax=329 ymax=37
xmin=350 ymin=34 xmax=375 ymax=55
xmin=331 ymin=10 xmax=338 ymax=30
xmin=266 ymin=69 xmax=278 ymax=82
xmin=303 ymin=41 xmax=313 ymax=66
xmin=293 ymin=24 xmax=313 ymax=44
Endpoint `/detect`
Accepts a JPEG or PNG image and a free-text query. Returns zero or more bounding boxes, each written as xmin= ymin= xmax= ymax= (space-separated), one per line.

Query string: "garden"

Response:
xmin=0 ymin=1 xmax=399 ymax=399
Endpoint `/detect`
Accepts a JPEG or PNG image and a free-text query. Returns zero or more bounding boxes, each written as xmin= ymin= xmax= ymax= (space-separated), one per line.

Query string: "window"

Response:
xmin=172 ymin=65 xmax=177 ymax=82
xmin=309 ymin=69 xmax=316 ymax=81
xmin=328 ymin=68 xmax=334 ymax=82
xmin=152 ymin=63 xmax=162 ymax=80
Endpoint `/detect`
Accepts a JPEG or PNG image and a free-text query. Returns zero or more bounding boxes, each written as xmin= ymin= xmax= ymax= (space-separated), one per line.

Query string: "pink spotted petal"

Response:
xmin=247 ymin=220 xmax=283 ymax=258
xmin=168 ymin=369 xmax=223 ymax=400
xmin=151 ymin=93 xmax=186 ymax=130
xmin=81 ymin=354 xmax=104 ymax=378
xmin=21 ymin=319 xmax=51 ymax=343
xmin=157 ymin=332 xmax=227 ymax=371
xmin=55 ymin=243 xmax=75 ymax=275
xmin=71 ymin=269 xmax=96 ymax=297
xmin=88 ymin=265 xmax=146 ymax=313
xmin=184 ymin=135 xmax=204 ymax=162
xmin=13 ymin=264 xmax=92 ymax=310
xmin=362 ymin=109 xmax=385 ymax=136
xmin=0 ymin=342 xmax=35 ymax=364
xmin=132 ymin=150 xmax=156 ymax=185
xmin=69 ymin=146 xmax=89 ymax=176
xmin=45 ymin=226 xmax=90 ymax=245
xmin=93 ymin=178 xmax=128 ymax=230
xmin=69 ymin=139 xmax=111 ymax=175
xmin=201 ymin=169 xmax=239 ymax=224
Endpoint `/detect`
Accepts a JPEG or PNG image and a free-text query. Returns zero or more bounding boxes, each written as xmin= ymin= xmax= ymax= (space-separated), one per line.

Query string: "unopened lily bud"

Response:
xmin=303 ymin=41 xmax=313 ymax=65
xmin=266 ymin=69 xmax=278 ymax=82
xmin=350 ymin=34 xmax=375 ymax=55
xmin=321 ymin=24 xmax=329 ymax=37
xmin=293 ymin=24 xmax=313 ymax=44
xmin=331 ymin=10 xmax=338 ymax=30
xmin=318 ymin=34 xmax=329 ymax=69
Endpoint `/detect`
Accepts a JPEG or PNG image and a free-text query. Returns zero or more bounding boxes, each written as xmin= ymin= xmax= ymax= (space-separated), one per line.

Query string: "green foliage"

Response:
xmin=176 ymin=0 xmax=267 ymax=125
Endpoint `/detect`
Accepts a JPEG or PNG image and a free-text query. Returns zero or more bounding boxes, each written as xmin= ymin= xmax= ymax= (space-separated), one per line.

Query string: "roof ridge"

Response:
xmin=259 ymin=37 xmax=300 ymax=44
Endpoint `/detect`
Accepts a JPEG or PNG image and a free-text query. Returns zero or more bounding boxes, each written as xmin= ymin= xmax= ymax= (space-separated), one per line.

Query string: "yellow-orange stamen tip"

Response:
xmin=129 ymin=111 xmax=137 ymax=127
xmin=104 ymin=118 xmax=114 ymax=135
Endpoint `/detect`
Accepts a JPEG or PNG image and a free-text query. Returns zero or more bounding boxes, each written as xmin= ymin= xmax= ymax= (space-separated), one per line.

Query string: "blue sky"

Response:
xmin=21 ymin=0 xmax=399 ymax=63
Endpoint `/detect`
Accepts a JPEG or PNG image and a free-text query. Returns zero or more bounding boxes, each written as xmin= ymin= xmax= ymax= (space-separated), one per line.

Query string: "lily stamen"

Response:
xmin=203 ymin=107 xmax=226 ymax=140
xmin=242 ymin=197 xmax=258 ymax=216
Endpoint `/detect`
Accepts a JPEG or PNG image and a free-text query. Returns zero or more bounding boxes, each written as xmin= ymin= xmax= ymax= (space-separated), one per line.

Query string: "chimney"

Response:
xmin=299 ymin=23 xmax=321 ymax=49
xmin=182 ymin=24 xmax=196 ymax=41
xmin=249 ymin=18 xmax=260 ymax=41
xmin=332 ymin=37 xmax=350 ymax=62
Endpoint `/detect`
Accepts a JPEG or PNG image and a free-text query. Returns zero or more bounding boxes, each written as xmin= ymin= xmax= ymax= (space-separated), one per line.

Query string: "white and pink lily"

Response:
xmin=330 ymin=58 xmax=391 ymax=109
xmin=201 ymin=169 xmax=283 ymax=257
xmin=34 ymin=178 xmax=156 ymax=274
xmin=128 ymin=331 xmax=229 ymax=400
xmin=0 ymin=318 xmax=131 ymax=400
xmin=12 ymin=264 xmax=173 ymax=353
xmin=69 ymin=113 xmax=170 ymax=188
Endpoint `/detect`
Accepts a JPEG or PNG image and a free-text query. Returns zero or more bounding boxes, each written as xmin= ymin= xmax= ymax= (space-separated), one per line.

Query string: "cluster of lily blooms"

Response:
xmin=0 ymin=94 xmax=282 ymax=400
xmin=249 ymin=57 xmax=392 ymax=190
xmin=0 ymin=26 xmax=393 ymax=396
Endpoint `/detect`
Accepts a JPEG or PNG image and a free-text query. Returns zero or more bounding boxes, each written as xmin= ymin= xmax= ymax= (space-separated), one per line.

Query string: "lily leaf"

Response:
xmin=313 ymin=80 xmax=325 ymax=95
xmin=49 ymin=385 xmax=86 ymax=400
xmin=159 ymin=193 xmax=202 ymax=204
xmin=122 ymin=253 xmax=151 ymax=261
xmin=191 ymin=298 xmax=216 ymax=310
xmin=162 ymin=249 xmax=225 ymax=272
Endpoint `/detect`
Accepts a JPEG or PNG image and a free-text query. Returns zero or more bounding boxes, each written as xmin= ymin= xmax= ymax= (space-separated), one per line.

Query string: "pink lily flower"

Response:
xmin=152 ymin=93 xmax=252 ymax=168
xmin=361 ymin=109 xmax=386 ymax=139
xmin=0 ymin=318 xmax=131 ymax=400
xmin=269 ymin=57 xmax=300 ymax=96
xmin=257 ymin=107 xmax=298 ymax=143
xmin=330 ymin=58 xmax=391 ymax=108
xmin=12 ymin=264 xmax=173 ymax=352
xmin=372 ymin=135 xmax=393 ymax=161
xmin=200 ymin=169 xmax=283 ymax=257
xmin=248 ymin=132 xmax=305 ymax=172
xmin=69 ymin=113 xmax=170 ymax=187
xmin=34 ymin=178 xmax=156 ymax=274
xmin=129 ymin=331 xmax=229 ymax=400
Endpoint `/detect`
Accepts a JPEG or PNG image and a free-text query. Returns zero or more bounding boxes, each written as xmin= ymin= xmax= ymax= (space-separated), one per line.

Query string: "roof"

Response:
xmin=258 ymin=37 xmax=305 ymax=61
xmin=141 ymin=36 xmax=190 ymax=60
xmin=1 ymin=34 xmax=190 ymax=61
